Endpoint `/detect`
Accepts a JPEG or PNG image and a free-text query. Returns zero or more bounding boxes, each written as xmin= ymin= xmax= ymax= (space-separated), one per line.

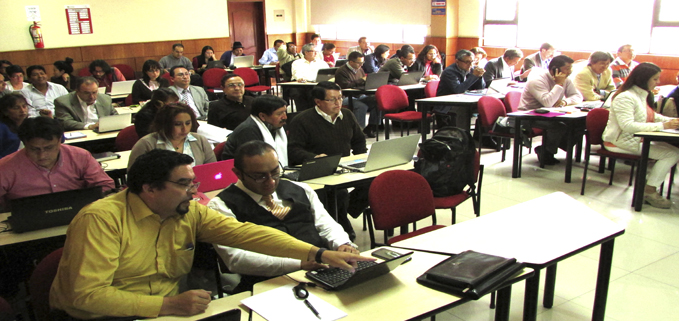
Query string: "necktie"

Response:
xmin=181 ymin=89 xmax=189 ymax=104
xmin=262 ymin=195 xmax=291 ymax=220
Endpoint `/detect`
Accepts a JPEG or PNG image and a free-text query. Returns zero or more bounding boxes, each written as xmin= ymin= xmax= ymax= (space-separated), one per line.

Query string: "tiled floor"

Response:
xmin=349 ymin=134 xmax=679 ymax=321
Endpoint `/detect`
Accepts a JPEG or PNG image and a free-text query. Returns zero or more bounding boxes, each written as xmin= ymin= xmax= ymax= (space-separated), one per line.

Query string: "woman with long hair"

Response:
xmin=602 ymin=62 xmax=679 ymax=208
xmin=193 ymin=45 xmax=217 ymax=75
xmin=52 ymin=57 xmax=77 ymax=91
xmin=411 ymin=45 xmax=443 ymax=81
xmin=0 ymin=93 xmax=29 ymax=157
xmin=131 ymin=59 xmax=170 ymax=104
xmin=133 ymin=87 xmax=178 ymax=138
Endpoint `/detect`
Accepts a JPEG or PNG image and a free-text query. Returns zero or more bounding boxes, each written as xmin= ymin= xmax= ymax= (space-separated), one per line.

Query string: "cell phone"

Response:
xmin=371 ymin=248 xmax=412 ymax=265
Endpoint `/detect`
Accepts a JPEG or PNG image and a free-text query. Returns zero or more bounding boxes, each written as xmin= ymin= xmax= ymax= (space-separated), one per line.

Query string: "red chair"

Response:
xmin=233 ymin=67 xmax=270 ymax=95
xmin=115 ymin=125 xmax=140 ymax=152
xmin=28 ymin=248 xmax=63 ymax=321
xmin=366 ymin=170 xmax=445 ymax=248
xmin=580 ymin=108 xmax=640 ymax=195
xmin=203 ymin=68 xmax=228 ymax=93
xmin=112 ymin=64 xmax=136 ymax=80
xmin=213 ymin=141 xmax=226 ymax=161
xmin=434 ymin=150 xmax=484 ymax=224
xmin=124 ymin=93 xmax=133 ymax=106
xmin=477 ymin=96 xmax=514 ymax=162
xmin=375 ymin=85 xmax=431 ymax=140
xmin=424 ymin=80 xmax=439 ymax=98
xmin=77 ymin=67 xmax=91 ymax=77
xmin=503 ymin=91 xmax=522 ymax=113
xmin=161 ymin=71 xmax=174 ymax=86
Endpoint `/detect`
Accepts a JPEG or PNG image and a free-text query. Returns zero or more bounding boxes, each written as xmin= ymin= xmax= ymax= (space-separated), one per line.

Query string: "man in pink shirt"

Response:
xmin=0 ymin=117 xmax=115 ymax=211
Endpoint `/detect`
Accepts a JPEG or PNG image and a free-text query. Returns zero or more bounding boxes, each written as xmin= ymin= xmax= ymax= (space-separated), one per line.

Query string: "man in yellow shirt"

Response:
xmin=50 ymin=149 xmax=370 ymax=320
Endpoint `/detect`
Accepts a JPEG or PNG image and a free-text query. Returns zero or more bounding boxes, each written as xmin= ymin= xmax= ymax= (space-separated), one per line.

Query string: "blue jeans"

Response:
xmin=344 ymin=95 xmax=380 ymax=128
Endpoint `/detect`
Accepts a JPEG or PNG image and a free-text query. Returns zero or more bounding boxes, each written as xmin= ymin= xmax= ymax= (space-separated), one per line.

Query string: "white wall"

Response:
xmin=264 ymin=0 xmax=296 ymax=34
xmin=1 ymin=0 xmax=229 ymax=52
xmin=458 ymin=0 xmax=483 ymax=37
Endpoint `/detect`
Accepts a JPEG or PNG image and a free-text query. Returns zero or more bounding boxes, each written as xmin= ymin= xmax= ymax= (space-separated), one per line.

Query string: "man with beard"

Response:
xmin=221 ymin=95 xmax=289 ymax=166
xmin=49 ymin=149 xmax=371 ymax=320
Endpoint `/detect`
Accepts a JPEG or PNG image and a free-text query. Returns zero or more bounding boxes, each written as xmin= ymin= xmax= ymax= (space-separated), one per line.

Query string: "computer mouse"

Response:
xmin=534 ymin=108 xmax=550 ymax=114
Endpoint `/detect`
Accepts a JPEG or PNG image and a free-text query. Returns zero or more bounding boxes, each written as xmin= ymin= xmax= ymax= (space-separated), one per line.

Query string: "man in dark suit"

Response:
xmin=169 ymin=66 xmax=210 ymax=120
xmin=55 ymin=76 xmax=118 ymax=131
xmin=521 ymin=43 xmax=556 ymax=74
xmin=220 ymin=42 xmax=245 ymax=68
xmin=482 ymin=48 xmax=530 ymax=86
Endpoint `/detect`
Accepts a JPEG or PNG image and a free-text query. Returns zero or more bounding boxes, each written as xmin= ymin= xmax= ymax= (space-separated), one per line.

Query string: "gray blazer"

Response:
xmin=54 ymin=92 xmax=117 ymax=130
xmin=127 ymin=132 xmax=216 ymax=170
xmin=170 ymin=85 xmax=210 ymax=120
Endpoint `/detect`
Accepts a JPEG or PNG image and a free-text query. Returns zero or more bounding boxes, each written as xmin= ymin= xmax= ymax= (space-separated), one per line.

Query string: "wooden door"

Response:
xmin=228 ymin=1 xmax=266 ymax=61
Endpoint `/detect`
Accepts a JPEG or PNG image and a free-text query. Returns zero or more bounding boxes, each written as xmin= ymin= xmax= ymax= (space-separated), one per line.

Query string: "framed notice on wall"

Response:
xmin=65 ymin=5 xmax=93 ymax=35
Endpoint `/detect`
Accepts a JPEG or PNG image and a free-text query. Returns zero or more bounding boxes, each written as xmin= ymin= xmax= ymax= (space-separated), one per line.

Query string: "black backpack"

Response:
xmin=415 ymin=127 xmax=476 ymax=197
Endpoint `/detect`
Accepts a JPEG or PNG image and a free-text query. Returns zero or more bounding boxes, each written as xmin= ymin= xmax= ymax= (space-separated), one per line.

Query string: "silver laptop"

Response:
xmin=398 ymin=71 xmax=424 ymax=86
xmin=339 ymin=135 xmax=420 ymax=172
xmin=233 ymin=55 xmax=255 ymax=68
xmin=360 ymin=72 xmax=390 ymax=90
xmin=98 ymin=87 xmax=106 ymax=94
xmin=316 ymin=68 xmax=338 ymax=82
xmin=109 ymin=80 xmax=136 ymax=96
xmin=96 ymin=113 xmax=132 ymax=133
xmin=488 ymin=78 xmax=513 ymax=94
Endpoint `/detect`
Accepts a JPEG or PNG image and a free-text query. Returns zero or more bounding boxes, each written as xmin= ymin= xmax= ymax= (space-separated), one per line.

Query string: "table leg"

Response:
xmin=512 ymin=118 xmax=522 ymax=178
xmin=523 ymin=268 xmax=540 ymax=321
xmin=326 ymin=187 xmax=339 ymax=221
xmin=421 ymin=103 xmax=430 ymax=141
xmin=494 ymin=285 xmax=512 ymax=321
xmin=543 ymin=264 xmax=557 ymax=308
xmin=592 ymin=239 xmax=615 ymax=321
xmin=633 ymin=140 xmax=651 ymax=211
xmin=565 ymin=127 xmax=574 ymax=183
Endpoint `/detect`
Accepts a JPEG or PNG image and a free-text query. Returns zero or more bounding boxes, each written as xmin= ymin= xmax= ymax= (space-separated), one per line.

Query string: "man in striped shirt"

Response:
xmin=611 ymin=44 xmax=639 ymax=87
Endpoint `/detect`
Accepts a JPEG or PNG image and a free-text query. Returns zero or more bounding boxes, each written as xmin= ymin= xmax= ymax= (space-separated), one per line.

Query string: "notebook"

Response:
xmin=8 ymin=187 xmax=103 ymax=233
xmin=233 ymin=55 xmax=255 ymax=68
xmin=96 ymin=114 xmax=132 ymax=133
xmin=398 ymin=70 xmax=424 ymax=86
xmin=315 ymin=67 xmax=338 ymax=82
xmin=109 ymin=80 xmax=136 ymax=96
xmin=306 ymin=251 xmax=413 ymax=290
xmin=282 ymin=154 xmax=341 ymax=181
xmin=193 ymin=159 xmax=238 ymax=193
xmin=357 ymin=72 xmax=389 ymax=90
xmin=339 ymin=135 xmax=420 ymax=172
xmin=207 ymin=60 xmax=225 ymax=69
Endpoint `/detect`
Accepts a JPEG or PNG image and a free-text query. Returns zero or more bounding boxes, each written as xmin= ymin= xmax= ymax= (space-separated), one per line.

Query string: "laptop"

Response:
xmin=315 ymin=67 xmax=338 ymax=82
xmin=207 ymin=60 xmax=225 ymax=69
xmin=358 ymin=72 xmax=389 ymax=90
xmin=109 ymin=80 xmax=136 ymax=96
xmin=233 ymin=55 xmax=255 ymax=68
xmin=197 ymin=309 xmax=241 ymax=321
xmin=335 ymin=59 xmax=348 ymax=68
xmin=193 ymin=159 xmax=238 ymax=193
xmin=339 ymin=135 xmax=420 ymax=172
xmin=282 ymin=154 xmax=341 ymax=181
xmin=97 ymin=87 xmax=106 ymax=94
xmin=8 ymin=187 xmax=103 ymax=233
xmin=398 ymin=70 xmax=424 ymax=86
xmin=487 ymin=78 xmax=513 ymax=94
xmin=306 ymin=250 xmax=413 ymax=290
xmin=96 ymin=114 xmax=131 ymax=133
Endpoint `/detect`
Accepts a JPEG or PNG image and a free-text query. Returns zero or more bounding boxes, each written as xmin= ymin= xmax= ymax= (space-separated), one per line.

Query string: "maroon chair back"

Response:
xmin=424 ymin=80 xmax=440 ymax=98
xmin=477 ymin=96 xmax=507 ymax=129
xmin=112 ymin=64 xmax=136 ymax=80
xmin=203 ymin=68 xmax=227 ymax=90
xmin=160 ymin=72 xmax=174 ymax=85
xmin=369 ymin=170 xmax=436 ymax=230
xmin=77 ymin=67 xmax=91 ymax=77
xmin=115 ymin=125 xmax=140 ymax=151
xmin=504 ymin=91 xmax=522 ymax=113
xmin=232 ymin=68 xmax=260 ymax=87
xmin=28 ymin=248 xmax=63 ymax=321
xmin=192 ymin=56 xmax=200 ymax=71
xmin=586 ymin=108 xmax=610 ymax=145
xmin=376 ymin=85 xmax=409 ymax=113
xmin=124 ymin=94 xmax=133 ymax=106
xmin=213 ymin=141 xmax=226 ymax=161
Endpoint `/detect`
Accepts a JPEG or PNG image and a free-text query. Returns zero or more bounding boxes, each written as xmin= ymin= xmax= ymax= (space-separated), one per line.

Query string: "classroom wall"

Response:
xmin=0 ymin=0 xmax=230 ymax=52
xmin=458 ymin=0 xmax=482 ymax=38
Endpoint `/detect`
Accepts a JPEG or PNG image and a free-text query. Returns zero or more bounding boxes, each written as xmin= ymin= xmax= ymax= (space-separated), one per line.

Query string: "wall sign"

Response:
xmin=25 ymin=6 xmax=41 ymax=21
xmin=65 ymin=5 xmax=93 ymax=35
xmin=432 ymin=8 xmax=446 ymax=15
xmin=432 ymin=1 xmax=446 ymax=7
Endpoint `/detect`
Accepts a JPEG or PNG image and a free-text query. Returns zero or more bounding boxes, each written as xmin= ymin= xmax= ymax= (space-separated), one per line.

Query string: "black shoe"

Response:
xmin=363 ymin=125 xmax=376 ymax=138
xmin=535 ymin=146 xmax=559 ymax=166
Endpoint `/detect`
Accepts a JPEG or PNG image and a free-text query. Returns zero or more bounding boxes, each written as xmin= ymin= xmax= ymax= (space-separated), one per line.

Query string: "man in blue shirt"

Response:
xmin=259 ymin=39 xmax=284 ymax=65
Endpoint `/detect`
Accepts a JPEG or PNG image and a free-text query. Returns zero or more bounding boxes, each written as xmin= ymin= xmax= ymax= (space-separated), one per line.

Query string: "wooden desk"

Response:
xmin=392 ymin=192 xmax=625 ymax=321
xmin=508 ymin=110 xmax=587 ymax=183
xmin=632 ymin=131 xmax=679 ymax=211
xmin=147 ymin=292 xmax=250 ymax=321
xmin=251 ymin=248 xmax=533 ymax=321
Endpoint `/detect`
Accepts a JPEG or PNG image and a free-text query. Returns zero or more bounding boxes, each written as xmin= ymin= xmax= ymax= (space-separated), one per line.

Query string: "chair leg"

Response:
xmin=598 ymin=156 xmax=606 ymax=173
xmin=451 ymin=208 xmax=456 ymax=224
xmin=501 ymin=137 xmax=507 ymax=162
xmin=580 ymin=146 xmax=590 ymax=195
xmin=431 ymin=213 xmax=437 ymax=225
xmin=385 ymin=120 xmax=391 ymax=140
xmin=489 ymin=291 xmax=496 ymax=309
xmin=668 ymin=165 xmax=676 ymax=199
xmin=628 ymin=163 xmax=636 ymax=186
xmin=608 ymin=159 xmax=617 ymax=185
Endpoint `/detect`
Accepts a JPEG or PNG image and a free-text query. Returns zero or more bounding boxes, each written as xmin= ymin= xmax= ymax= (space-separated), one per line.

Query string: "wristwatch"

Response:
xmin=315 ymin=248 xmax=326 ymax=263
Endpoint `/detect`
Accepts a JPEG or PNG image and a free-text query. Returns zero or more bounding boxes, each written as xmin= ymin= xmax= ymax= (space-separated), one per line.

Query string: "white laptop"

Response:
xmin=487 ymin=78 xmax=513 ymax=94
xmin=234 ymin=55 xmax=255 ymax=68
xmin=109 ymin=80 xmax=136 ymax=96
xmin=339 ymin=135 xmax=420 ymax=172
xmin=96 ymin=114 xmax=132 ymax=133
xmin=98 ymin=87 xmax=106 ymax=94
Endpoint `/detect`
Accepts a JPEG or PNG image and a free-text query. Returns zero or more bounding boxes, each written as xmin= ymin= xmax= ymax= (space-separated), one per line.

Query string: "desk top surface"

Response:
xmin=64 ymin=128 xmax=121 ymax=144
xmin=147 ymin=292 xmax=250 ymax=321
xmin=101 ymin=150 xmax=131 ymax=172
xmin=416 ymin=92 xmax=505 ymax=103
xmin=302 ymin=155 xmax=414 ymax=187
xmin=635 ymin=131 xmax=679 ymax=139
xmin=115 ymin=106 xmax=141 ymax=114
xmin=393 ymin=192 xmax=624 ymax=266
xmin=508 ymin=109 xmax=588 ymax=119
xmin=251 ymin=248 xmax=469 ymax=321
xmin=0 ymin=212 xmax=68 ymax=246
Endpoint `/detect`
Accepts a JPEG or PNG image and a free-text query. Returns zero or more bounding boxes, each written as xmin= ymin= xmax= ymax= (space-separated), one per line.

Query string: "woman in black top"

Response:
xmin=51 ymin=57 xmax=77 ymax=91
xmin=130 ymin=60 xmax=169 ymax=105
xmin=192 ymin=46 xmax=216 ymax=76
xmin=134 ymin=87 xmax=178 ymax=138
xmin=410 ymin=45 xmax=443 ymax=81
xmin=362 ymin=44 xmax=390 ymax=74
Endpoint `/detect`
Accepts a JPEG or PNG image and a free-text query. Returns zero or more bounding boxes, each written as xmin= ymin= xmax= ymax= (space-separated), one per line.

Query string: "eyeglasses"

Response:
xmin=167 ymin=180 xmax=201 ymax=192
xmin=226 ymin=83 xmax=245 ymax=88
xmin=175 ymin=72 xmax=191 ymax=77
xmin=242 ymin=170 xmax=281 ymax=184
xmin=458 ymin=59 xmax=474 ymax=65
xmin=323 ymin=96 xmax=344 ymax=103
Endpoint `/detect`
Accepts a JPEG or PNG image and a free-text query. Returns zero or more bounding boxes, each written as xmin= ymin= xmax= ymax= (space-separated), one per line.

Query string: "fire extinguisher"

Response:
xmin=29 ymin=21 xmax=45 ymax=49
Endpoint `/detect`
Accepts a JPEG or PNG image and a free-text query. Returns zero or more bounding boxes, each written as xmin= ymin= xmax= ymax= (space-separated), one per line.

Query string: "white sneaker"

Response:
xmin=644 ymin=191 xmax=671 ymax=209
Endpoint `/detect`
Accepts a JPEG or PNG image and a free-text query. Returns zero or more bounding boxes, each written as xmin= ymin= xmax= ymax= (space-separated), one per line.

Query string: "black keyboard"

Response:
xmin=308 ymin=261 xmax=377 ymax=286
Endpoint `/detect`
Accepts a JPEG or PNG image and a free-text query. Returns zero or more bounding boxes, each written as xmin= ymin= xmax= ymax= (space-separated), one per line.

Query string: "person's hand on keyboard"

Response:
xmin=301 ymin=260 xmax=327 ymax=271
xmin=318 ymin=250 xmax=375 ymax=273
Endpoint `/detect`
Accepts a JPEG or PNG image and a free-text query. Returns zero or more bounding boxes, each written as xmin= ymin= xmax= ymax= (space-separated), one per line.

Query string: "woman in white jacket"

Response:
xmin=602 ymin=62 xmax=679 ymax=208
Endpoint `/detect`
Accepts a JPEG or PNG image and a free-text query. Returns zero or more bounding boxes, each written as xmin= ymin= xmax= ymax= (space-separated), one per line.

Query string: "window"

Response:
xmin=483 ymin=0 xmax=678 ymax=54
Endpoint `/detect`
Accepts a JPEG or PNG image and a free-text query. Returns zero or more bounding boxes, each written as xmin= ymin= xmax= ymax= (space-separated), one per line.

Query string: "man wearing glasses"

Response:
xmin=209 ymin=141 xmax=358 ymax=293
xmin=379 ymin=45 xmax=417 ymax=84
xmin=208 ymin=74 xmax=253 ymax=130
xmin=169 ymin=66 xmax=209 ymax=120
xmin=288 ymin=81 xmax=366 ymax=239
xmin=50 ymin=149 xmax=371 ymax=320
xmin=335 ymin=51 xmax=380 ymax=138
xmin=437 ymin=49 xmax=486 ymax=96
